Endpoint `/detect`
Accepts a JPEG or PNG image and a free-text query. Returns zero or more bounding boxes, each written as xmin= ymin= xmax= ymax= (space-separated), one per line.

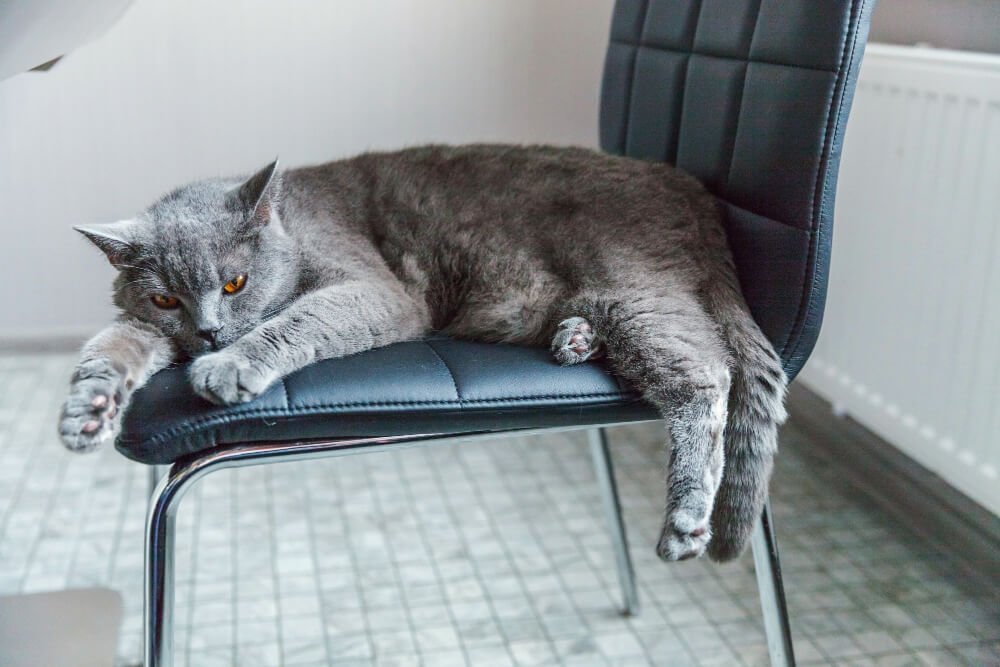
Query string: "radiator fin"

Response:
xmin=801 ymin=44 xmax=1000 ymax=515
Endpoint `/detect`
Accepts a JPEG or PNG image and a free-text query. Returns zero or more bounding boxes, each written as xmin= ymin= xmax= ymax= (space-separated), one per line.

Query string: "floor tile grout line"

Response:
xmin=477 ymin=435 xmax=619 ymax=666
xmin=424 ymin=444 xmax=532 ymax=664
xmin=531 ymin=431 xmax=669 ymax=665
xmin=0 ymin=367 xmax=53 ymax=563
xmin=536 ymin=429 xmax=664 ymax=665
xmin=16 ymin=370 xmax=75 ymax=591
xmin=304 ymin=459 xmax=352 ymax=664
xmin=103 ymin=458 xmax=138 ymax=589
xmin=264 ymin=465 xmax=288 ymax=666
xmin=62 ymin=440 xmax=111 ymax=591
xmin=230 ymin=469 xmax=242 ymax=665
xmin=390 ymin=449 xmax=476 ymax=665
xmin=336 ymin=454 xmax=424 ymax=664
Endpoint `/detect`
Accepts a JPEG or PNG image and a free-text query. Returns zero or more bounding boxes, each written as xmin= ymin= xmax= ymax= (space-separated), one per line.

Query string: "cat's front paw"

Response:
xmin=59 ymin=361 xmax=123 ymax=453
xmin=189 ymin=351 xmax=277 ymax=405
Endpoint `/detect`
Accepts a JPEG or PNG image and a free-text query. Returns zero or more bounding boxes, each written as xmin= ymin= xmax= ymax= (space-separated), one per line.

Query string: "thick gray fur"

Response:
xmin=59 ymin=145 xmax=787 ymax=562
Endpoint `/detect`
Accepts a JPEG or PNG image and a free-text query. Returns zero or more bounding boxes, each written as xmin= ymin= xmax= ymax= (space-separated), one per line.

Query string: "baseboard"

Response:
xmin=786 ymin=383 xmax=1000 ymax=589
xmin=0 ymin=329 xmax=91 ymax=354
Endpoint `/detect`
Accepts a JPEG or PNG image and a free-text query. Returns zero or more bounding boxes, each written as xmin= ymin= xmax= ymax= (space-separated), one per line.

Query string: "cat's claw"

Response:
xmin=59 ymin=362 xmax=122 ymax=452
xmin=551 ymin=316 xmax=604 ymax=366
xmin=189 ymin=351 xmax=276 ymax=405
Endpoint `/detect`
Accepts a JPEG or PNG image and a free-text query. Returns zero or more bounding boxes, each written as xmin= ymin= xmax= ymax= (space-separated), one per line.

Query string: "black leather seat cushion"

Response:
xmin=116 ymin=339 xmax=657 ymax=464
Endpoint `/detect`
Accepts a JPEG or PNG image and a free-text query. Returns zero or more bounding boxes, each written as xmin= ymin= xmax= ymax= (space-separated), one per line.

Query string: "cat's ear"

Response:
xmin=230 ymin=158 xmax=281 ymax=232
xmin=74 ymin=220 xmax=138 ymax=268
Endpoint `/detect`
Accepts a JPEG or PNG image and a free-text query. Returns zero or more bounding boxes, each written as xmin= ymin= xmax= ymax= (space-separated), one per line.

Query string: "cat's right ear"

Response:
xmin=229 ymin=159 xmax=281 ymax=234
xmin=74 ymin=221 xmax=137 ymax=268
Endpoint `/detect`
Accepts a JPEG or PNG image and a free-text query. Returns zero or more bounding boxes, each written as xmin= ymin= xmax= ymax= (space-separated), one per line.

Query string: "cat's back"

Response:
xmin=282 ymin=143 xmax=713 ymax=233
xmin=354 ymin=144 xmax=716 ymax=242
xmin=364 ymin=143 xmax=702 ymax=204
xmin=280 ymin=144 xmax=725 ymax=287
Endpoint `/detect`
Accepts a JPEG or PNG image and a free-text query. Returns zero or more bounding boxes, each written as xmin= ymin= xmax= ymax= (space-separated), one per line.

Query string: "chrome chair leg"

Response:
xmin=751 ymin=501 xmax=795 ymax=667
xmin=144 ymin=465 xmax=182 ymax=667
xmin=147 ymin=464 xmax=168 ymax=499
xmin=142 ymin=433 xmax=444 ymax=666
xmin=588 ymin=427 xmax=639 ymax=616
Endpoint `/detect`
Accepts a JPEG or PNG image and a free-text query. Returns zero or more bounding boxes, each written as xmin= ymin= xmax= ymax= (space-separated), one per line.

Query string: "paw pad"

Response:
xmin=59 ymin=380 xmax=122 ymax=453
xmin=551 ymin=317 xmax=604 ymax=366
xmin=657 ymin=514 xmax=712 ymax=561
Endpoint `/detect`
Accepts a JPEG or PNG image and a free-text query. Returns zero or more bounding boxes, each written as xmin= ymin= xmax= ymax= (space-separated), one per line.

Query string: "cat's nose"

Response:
xmin=196 ymin=325 xmax=223 ymax=346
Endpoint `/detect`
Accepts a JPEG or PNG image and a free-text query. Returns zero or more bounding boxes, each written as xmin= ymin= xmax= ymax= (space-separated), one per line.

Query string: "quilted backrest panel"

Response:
xmin=600 ymin=0 xmax=875 ymax=379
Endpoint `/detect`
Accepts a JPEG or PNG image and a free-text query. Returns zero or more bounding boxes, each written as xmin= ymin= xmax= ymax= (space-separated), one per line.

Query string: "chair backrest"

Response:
xmin=600 ymin=0 xmax=875 ymax=379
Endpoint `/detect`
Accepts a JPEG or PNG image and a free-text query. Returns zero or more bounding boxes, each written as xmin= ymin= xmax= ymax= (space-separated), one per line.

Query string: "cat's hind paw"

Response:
xmin=59 ymin=366 xmax=122 ymax=453
xmin=656 ymin=510 xmax=711 ymax=561
xmin=551 ymin=317 xmax=604 ymax=366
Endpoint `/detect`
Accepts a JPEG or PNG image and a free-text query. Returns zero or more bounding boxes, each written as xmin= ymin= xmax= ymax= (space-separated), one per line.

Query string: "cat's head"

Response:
xmin=76 ymin=161 xmax=298 ymax=356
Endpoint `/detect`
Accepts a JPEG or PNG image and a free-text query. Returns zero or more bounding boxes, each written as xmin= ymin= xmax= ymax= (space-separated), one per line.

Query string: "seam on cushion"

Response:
xmin=720 ymin=61 xmax=749 ymax=195
xmin=424 ymin=340 xmax=462 ymax=402
xmin=722 ymin=0 xmax=762 ymax=195
xmin=804 ymin=8 xmax=852 ymax=232
xmin=781 ymin=0 xmax=861 ymax=361
xmin=670 ymin=0 xmax=702 ymax=165
xmin=610 ymin=39 xmax=837 ymax=74
xmin=670 ymin=53 xmax=693 ymax=164
xmin=725 ymin=200 xmax=805 ymax=232
xmin=278 ymin=376 xmax=289 ymax=411
xmin=623 ymin=0 xmax=652 ymax=154
xmin=724 ymin=200 xmax=813 ymax=352
xmin=123 ymin=390 xmax=641 ymax=448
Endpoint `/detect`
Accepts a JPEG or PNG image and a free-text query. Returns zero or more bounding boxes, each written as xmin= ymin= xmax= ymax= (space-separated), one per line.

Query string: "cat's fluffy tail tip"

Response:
xmin=705 ymin=536 xmax=749 ymax=562
xmin=705 ymin=512 xmax=759 ymax=561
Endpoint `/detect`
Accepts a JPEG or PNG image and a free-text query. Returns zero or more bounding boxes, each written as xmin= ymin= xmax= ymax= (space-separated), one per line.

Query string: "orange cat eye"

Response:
xmin=151 ymin=294 xmax=180 ymax=309
xmin=223 ymin=274 xmax=247 ymax=294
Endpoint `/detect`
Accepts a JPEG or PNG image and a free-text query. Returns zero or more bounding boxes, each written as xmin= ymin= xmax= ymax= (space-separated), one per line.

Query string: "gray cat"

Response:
xmin=58 ymin=145 xmax=786 ymax=562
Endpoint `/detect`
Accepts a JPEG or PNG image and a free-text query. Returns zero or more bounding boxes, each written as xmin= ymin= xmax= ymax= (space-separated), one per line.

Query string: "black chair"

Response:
xmin=121 ymin=2 xmax=875 ymax=665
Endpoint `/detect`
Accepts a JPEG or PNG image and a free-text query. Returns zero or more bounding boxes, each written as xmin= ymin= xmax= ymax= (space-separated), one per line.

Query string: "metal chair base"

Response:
xmin=142 ymin=426 xmax=794 ymax=666
xmin=752 ymin=501 xmax=796 ymax=666
xmin=589 ymin=427 xmax=639 ymax=616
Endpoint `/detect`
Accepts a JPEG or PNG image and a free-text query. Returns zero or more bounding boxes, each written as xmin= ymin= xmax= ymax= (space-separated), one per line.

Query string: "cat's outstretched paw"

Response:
xmin=656 ymin=510 xmax=711 ymax=561
xmin=59 ymin=361 xmax=123 ymax=452
xmin=189 ymin=351 xmax=277 ymax=405
xmin=551 ymin=317 xmax=603 ymax=366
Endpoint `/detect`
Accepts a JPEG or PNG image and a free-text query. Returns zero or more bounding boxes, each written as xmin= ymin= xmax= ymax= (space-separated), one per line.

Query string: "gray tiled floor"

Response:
xmin=0 ymin=353 xmax=997 ymax=667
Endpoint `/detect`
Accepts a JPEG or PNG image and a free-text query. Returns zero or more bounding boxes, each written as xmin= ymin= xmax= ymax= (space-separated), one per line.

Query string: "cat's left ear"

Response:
xmin=230 ymin=158 xmax=281 ymax=233
xmin=74 ymin=220 xmax=139 ymax=268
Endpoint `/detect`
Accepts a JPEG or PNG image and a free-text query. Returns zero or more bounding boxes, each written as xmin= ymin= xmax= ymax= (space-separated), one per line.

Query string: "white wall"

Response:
xmin=0 ymin=0 xmax=615 ymax=341
xmin=871 ymin=0 xmax=1000 ymax=55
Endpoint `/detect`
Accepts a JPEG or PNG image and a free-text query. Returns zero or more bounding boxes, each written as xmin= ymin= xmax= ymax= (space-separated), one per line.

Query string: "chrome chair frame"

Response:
xmin=143 ymin=424 xmax=794 ymax=667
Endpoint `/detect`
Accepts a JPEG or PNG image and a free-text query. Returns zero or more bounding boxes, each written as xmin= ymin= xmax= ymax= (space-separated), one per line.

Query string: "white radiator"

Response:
xmin=800 ymin=43 xmax=1000 ymax=516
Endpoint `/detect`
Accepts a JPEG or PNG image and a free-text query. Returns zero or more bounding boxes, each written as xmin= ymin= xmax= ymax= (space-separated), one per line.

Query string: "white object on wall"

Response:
xmin=0 ymin=0 xmax=135 ymax=80
xmin=0 ymin=0 xmax=614 ymax=341
xmin=801 ymin=43 xmax=1000 ymax=516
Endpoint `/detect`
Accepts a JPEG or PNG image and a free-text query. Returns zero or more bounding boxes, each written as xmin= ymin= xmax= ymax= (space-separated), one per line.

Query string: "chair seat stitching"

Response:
xmin=123 ymin=390 xmax=643 ymax=447
xmin=725 ymin=200 xmax=812 ymax=232
xmin=279 ymin=376 xmax=289 ymax=411
xmin=610 ymin=38 xmax=837 ymax=74
xmin=782 ymin=0 xmax=863 ymax=360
